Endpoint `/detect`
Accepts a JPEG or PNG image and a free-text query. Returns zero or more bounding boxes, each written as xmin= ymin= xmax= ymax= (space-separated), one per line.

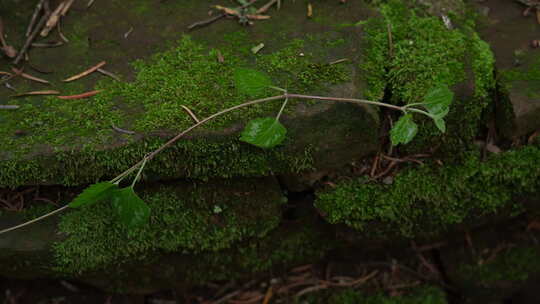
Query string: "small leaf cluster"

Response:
xmin=69 ymin=181 xmax=150 ymax=228
xmin=234 ymin=68 xmax=453 ymax=149
xmin=390 ymin=85 xmax=453 ymax=146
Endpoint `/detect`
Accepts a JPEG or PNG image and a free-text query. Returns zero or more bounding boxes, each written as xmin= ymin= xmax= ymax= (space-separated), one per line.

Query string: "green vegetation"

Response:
xmin=53 ymin=178 xmax=283 ymax=273
xmin=315 ymin=144 xmax=540 ymax=237
xmin=360 ymin=0 xmax=495 ymax=154
xmin=300 ymin=286 xmax=447 ymax=304
xmin=458 ymin=246 xmax=540 ymax=284
xmin=1 ymin=35 xmax=354 ymax=186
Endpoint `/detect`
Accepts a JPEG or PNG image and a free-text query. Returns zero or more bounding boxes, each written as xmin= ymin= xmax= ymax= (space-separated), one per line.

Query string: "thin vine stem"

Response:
xmin=0 ymin=92 xmax=417 ymax=235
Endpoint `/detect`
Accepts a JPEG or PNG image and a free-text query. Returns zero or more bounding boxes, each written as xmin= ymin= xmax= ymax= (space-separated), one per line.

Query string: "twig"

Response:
xmin=14 ymin=9 xmax=50 ymax=64
xmin=97 ymin=68 xmax=121 ymax=81
xmin=12 ymin=68 xmax=50 ymax=84
xmin=187 ymin=13 xmax=226 ymax=30
xmin=57 ymin=90 xmax=102 ymax=100
xmin=262 ymin=287 xmax=273 ymax=304
xmin=295 ymin=285 xmax=327 ymax=298
xmin=329 ymin=58 xmax=349 ymax=65
xmin=211 ymin=280 xmax=257 ymax=304
xmin=188 ymin=0 xmax=260 ymax=30
xmin=40 ymin=1 xmax=66 ymax=37
xmin=181 ymin=105 xmax=200 ymax=123
xmin=63 ymin=61 xmax=106 ymax=82
xmin=124 ymin=27 xmax=133 ymax=39
xmin=372 ymin=160 xmax=398 ymax=179
xmin=11 ymin=90 xmax=59 ymax=97
xmin=111 ymin=122 xmax=135 ymax=135
xmin=257 ymin=0 xmax=278 ymax=13
xmin=0 ymin=105 xmax=19 ymax=109
xmin=31 ymin=41 xmax=63 ymax=48
xmin=87 ymin=0 xmax=96 ymax=8
xmin=26 ymin=0 xmax=46 ymax=37
xmin=0 ymin=91 xmax=427 ymax=234
xmin=57 ymin=19 xmax=69 ymax=42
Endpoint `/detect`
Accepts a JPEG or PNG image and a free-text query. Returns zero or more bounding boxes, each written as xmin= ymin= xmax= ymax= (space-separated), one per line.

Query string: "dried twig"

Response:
xmin=26 ymin=0 xmax=46 ymax=37
xmin=57 ymin=18 xmax=69 ymax=42
xmin=97 ymin=68 xmax=121 ymax=81
xmin=0 ymin=105 xmax=19 ymax=109
xmin=111 ymin=122 xmax=136 ymax=135
xmin=57 ymin=89 xmax=102 ymax=100
xmin=188 ymin=0 xmax=260 ymax=30
xmin=12 ymin=68 xmax=50 ymax=84
xmin=11 ymin=90 xmax=59 ymax=97
xmin=14 ymin=9 xmax=51 ymax=64
xmin=181 ymin=105 xmax=200 ymax=123
xmin=31 ymin=41 xmax=63 ymax=48
xmin=257 ymin=0 xmax=278 ymax=13
xmin=295 ymin=284 xmax=327 ymax=298
xmin=262 ymin=287 xmax=273 ymax=304
xmin=41 ymin=1 xmax=66 ymax=37
xmin=63 ymin=61 xmax=106 ymax=82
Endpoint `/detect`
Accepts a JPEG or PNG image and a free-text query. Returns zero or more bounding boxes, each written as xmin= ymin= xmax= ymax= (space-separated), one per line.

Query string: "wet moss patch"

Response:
xmin=53 ymin=177 xmax=283 ymax=274
xmin=315 ymin=144 xmax=540 ymax=237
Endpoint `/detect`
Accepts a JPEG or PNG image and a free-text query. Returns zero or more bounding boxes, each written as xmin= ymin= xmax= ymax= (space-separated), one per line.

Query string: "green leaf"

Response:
xmin=69 ymin=182 xmax=118 ymax=208
xmin=234 ymin=68 xmax=272 ymax=97
xmin=390 ymin=114 xmax=418 ymax=146
xmin=111 ymin=187 xmax=150 ymax=228
xmin=421 ymin=85 xmax=453 ymax=118
xmin=434 ymin=117 xmax=446 ymax=133
xmin=240 ymin=117 xmax=287 ymax=149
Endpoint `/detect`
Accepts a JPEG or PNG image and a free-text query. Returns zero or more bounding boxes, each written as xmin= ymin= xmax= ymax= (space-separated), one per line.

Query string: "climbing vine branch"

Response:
xmin=0 ymin=68 xmax=453 ymax=235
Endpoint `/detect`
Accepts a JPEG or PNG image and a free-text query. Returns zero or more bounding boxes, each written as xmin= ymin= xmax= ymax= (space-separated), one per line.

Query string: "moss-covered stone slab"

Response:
xmin=0 ymin=0 xmax=381 ymax=187
xmin=314 ymin=144 xmax=540 ymax=238
xmin=475 ymin=0 xmax=540 ymax=138
xmin=360 ymin=0 xmax=495 ymax=155
xmin=442 ymin=241 xmax=540 ymax=303
xmin=0 ymin=177 xmax=284 ymax=280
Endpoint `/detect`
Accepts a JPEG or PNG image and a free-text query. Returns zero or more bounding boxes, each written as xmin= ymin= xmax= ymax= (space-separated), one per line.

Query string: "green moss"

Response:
xmin=0 ymin=34 xmax=357 ymax=186
xmin=184 ymin=217 xmax=334 ymax=284
xmin=315 ymin=145 xmax=540 ymax=237
xmin=300 ymin=286 xmax=447 ymax=304
xmin=53 ymin=178 xmax=283 ymax=274
xmin=458 ymin=246 xmax=540 ymax=284
xmin=360 ymin=0 xmax=495 ymax=154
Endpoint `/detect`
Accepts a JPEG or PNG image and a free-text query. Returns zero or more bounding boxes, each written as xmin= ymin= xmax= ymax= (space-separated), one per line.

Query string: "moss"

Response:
xmin=0 ymin=34 xmax=356 ymax=186
xmin=53 ymin=178 xmax=283 ymax=274
xmin=184 ymin=217 xmax=334 ymax=284
xmin=458 ymin=246 xmax=540 ymax=284
xmin=360 ymin=0 xmax=495 ymax=154
xmin=315 ymin=144 xmax=540 ymax=237
xmin=300 ymin=286 xmax=447 ymax=304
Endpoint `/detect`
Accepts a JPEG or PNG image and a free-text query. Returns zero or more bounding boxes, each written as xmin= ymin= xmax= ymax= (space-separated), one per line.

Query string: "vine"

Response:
xmin=0 ymin=68 xmax=453 ymax=234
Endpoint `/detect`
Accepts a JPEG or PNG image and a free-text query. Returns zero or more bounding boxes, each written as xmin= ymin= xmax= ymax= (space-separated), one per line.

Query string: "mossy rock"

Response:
xmin=314 ymin=144 xmax=540 ymax=238
xmin=0 ymin=177 xmax=285 ymax=280
xmin=443 ymin=243 xmax=540 ymax=303
xmin=75 ymin=216 xmax=334 ymax=293
xmin=361 ymin=0 xmax=495 ymax=156
xmin=474 ymin=0 xmax=540 ymax=138
xmin=0 ymin=0 xmax=380 ymax=187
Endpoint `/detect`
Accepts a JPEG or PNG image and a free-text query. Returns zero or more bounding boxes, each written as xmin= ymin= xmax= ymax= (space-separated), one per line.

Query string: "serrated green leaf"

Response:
xmin=69 ymin=182 xmax=118 ymax=208
xmin=234 ymin=68 xmax=272 ymax=97
xmin=111 ymin=187 xmax=150 ymax=228
xmin=434 ymin=117 xmax=446 ymax=133
xmin=390 ymin=114 xmax=418 ymax=146
xmin=421 ymin=85 xmax=453 ymax=118
xmin=240 ymin=117 xmax=287 ymax=148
